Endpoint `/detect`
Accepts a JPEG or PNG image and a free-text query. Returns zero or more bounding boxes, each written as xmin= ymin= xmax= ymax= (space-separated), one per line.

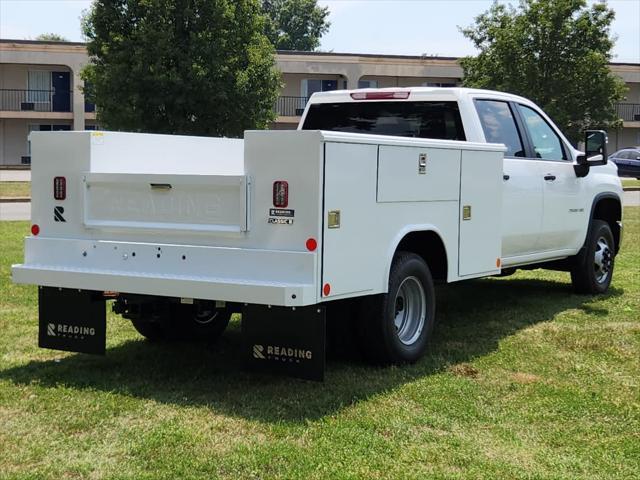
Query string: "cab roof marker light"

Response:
xmin=350 ymin=91 xmax=411 ymax=100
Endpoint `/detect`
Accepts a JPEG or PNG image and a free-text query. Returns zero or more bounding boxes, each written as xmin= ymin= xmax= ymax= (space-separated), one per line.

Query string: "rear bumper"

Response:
xmin=12 ymin=237 xmax=318 ymax=307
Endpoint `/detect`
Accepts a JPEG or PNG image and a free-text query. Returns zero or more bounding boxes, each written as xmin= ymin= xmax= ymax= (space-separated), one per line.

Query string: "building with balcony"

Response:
xmin=1 ymin=38 xmax=639 ymax=166
xmin=0 ymin=40 xmax=98 ymax=166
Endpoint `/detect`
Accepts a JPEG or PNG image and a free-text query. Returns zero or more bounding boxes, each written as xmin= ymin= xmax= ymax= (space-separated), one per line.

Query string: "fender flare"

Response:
xmin=581 ymin=192 xmax=623 ymax=254
xmin=382 ymin=225 xmax=449 ymax=292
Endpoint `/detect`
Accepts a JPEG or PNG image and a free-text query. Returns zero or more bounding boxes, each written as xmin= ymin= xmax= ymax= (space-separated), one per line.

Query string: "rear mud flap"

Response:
xmin=38 ymin=287 xmax=106 ymax=355
xmin=242 ymin=304 xmax=326 ymax=381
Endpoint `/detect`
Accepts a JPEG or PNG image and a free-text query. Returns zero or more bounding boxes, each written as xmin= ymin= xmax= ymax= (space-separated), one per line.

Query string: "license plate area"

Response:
xmin=38 ymin=287 xmax=106 ymax=355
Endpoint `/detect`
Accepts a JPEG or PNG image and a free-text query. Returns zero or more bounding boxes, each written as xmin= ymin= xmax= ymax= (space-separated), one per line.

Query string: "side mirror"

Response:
xmin=575 ymin=130 xmax=608 ymax=177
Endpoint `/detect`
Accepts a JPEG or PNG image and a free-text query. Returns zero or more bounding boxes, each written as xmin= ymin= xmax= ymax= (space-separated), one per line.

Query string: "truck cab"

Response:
xmin=300 ymin=87 xmax=623 ymax=269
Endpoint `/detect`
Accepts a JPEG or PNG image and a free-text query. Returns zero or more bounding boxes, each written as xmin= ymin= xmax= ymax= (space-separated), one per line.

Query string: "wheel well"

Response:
xmin=395 ymin=230 xmax=448 ymax=281
xmin=592 ymin=197 xmax=622 ymax=253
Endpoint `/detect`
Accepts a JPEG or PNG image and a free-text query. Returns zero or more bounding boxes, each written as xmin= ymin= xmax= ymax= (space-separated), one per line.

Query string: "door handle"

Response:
xmin=503 ymin=174 xmax=510 ymax=181
xmin=544 ymin=174 xmax=556 ymax=181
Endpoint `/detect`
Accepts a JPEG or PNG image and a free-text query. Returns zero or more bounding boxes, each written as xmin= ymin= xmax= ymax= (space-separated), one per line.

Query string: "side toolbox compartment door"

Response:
xmin=322 ymin=142 xmax=378 ymax=298
xmin=458 ymin=150 xmax=503 ymax=277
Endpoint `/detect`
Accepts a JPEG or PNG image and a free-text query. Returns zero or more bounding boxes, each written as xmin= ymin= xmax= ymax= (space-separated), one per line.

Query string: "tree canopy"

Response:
xmin=82 ymin=0 xmax=281 ymax=137
xmin=262 ymin=0 xmax=330 ymax=51
xmin=35 ymin=33 xmax=69 ymax=42
xmin=460 ymin=0 xmax=626 ymax=143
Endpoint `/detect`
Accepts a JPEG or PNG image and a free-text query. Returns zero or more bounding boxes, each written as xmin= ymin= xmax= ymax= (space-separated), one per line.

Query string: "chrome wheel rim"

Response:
xmin=394 ymin=276 xmax=426 ymax=346
xmin=593 ymin=236 xmax=613 ymax=284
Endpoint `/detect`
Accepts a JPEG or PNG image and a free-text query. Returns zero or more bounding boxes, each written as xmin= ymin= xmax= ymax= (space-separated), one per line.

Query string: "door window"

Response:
xmin=518 ymin=105 xmax=566 ymax=160
xmin=475 ymin=100 xmax=525 ymax=157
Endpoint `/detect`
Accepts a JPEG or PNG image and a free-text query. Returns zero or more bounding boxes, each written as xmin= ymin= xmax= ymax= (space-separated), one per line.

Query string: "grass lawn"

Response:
xmin=622 ymin=178 xmax=640 ymax=188
xmin=1 ymin=210 xmax=639 ymax=479
xmin=0 ymin=182 xmax=30 ymax=198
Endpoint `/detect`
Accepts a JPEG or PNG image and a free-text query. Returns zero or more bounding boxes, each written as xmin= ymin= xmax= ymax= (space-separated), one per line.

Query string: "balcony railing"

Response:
xmin=616 ymin=103 xmax=640 ymax=122
xmin=276 ymin=96 xmax=309 ymax=117
xmin=0 ymin=89 xmax=73 ymax=113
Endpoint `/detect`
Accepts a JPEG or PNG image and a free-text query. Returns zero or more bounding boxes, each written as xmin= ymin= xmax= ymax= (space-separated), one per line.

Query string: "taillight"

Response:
xmin=31 ymin=224 xmax=40 ymax=236
xmin=53 ymin=176 xmax=66 ymax=200
xmin=273 ymin=181 xmax=288 ymax=208
xmin=350 ymin=90 xmax=411 ymax=100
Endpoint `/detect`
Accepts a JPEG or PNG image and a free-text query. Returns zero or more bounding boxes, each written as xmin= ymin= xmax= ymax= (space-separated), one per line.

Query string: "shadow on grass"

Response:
xmin=0 ymin=276 xmax=623 ymax=424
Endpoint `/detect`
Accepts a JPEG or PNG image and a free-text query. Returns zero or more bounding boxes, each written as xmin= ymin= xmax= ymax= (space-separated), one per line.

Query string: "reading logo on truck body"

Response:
xmin=269 ymin=208 xmax=295 ymax=218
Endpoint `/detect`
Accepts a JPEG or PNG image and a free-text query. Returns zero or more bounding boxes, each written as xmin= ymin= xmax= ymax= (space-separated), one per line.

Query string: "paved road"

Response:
xmin=624 ymin=190 xmax=640 ymax=207
xmin=0 ymin=202 xmax=30 ymax=221
xmin=0 ymin=170 xmax=31 ymax=182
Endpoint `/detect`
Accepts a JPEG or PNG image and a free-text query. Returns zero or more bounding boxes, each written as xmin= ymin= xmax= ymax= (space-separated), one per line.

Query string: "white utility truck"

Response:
xmin=12 ymin=88 xmax=623 ymax=380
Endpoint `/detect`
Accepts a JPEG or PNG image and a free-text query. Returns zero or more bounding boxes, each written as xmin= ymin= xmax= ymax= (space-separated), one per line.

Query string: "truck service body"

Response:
xmin=12 ymin=88 xmax=624 ymax=380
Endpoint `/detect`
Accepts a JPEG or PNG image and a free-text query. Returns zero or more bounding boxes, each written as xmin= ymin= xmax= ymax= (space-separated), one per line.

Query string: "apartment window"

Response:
xmin=423 ymin=82 xmax=458 ymax=88
xmin=27 ymin=71 xmax=51 ymax=103
xmin=301 ymin=79 xmax=338 ymax=98
xmin=28 ymin=124 xmax=72 ymax=154
xmin=358 ymin=80 xmax=379 ymax=89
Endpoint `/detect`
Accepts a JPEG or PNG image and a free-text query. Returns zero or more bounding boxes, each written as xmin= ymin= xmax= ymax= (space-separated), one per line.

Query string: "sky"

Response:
xmin=0 ymin=0 xmax=638 ymax=63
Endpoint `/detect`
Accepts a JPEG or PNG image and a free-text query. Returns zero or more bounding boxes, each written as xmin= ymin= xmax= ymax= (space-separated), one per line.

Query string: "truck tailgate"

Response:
xmin=83 ymin=172 xmax=249 ymax=233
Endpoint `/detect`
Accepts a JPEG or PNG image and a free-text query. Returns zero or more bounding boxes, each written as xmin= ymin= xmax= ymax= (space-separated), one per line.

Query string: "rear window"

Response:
xmin=301 ymin=101 xmax=466 ymax=140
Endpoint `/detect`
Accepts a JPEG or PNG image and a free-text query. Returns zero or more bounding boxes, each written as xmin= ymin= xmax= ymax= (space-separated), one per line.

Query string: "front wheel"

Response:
xmin=570 ymin=219 xmax=615 ymax=294
xmin=357 ymin=252 xmax=436 ymax=364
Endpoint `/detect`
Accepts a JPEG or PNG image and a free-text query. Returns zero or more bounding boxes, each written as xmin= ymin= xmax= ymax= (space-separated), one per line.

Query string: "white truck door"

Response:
xmin=322 ymin=142 xmax=379 ymax=298
xmin=475 ymin=99 xmax=543 ymax=258
xmin=514 ymin=104 xmax=587 ymax=252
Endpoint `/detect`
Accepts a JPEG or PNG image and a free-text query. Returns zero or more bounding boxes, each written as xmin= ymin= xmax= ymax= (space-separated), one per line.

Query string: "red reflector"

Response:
xmin=53 ymin=176 xmax=66 ymax=200
xmin=350 ymin=91 xmax=411 ymax=100
xmin=273 ymin=181 xmax=289 ymax=208
xmin=323 ymin=283 xmax=331 ymax=296
xmin=306 ymin=238 xmax=317 ymax=251
xmin=31 ymin=224 xmax=40 ymax=236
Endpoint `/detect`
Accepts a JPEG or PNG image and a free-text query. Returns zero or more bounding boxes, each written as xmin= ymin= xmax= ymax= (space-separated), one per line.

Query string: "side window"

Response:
xmin=475 ymin=100 xmax=525 ymax=157
xmin=518 ymin=105 xmax=566 ymax=161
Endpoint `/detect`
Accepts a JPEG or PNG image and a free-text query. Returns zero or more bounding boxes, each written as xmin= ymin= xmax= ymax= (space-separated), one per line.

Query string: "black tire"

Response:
xmin=131 ymin=317 xmax=165 ymax=342
xmin=130 ymin=300 xmax=231 ymax=342
xmin=357 ymin=252 xmax=436 ymax=364
xmin=169 ymin=301 xmax=232 ymax=342
xmin=570 ymin=219 xmax=615 ymax=294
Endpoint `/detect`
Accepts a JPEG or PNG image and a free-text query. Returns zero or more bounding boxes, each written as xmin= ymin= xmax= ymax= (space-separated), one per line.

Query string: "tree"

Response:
xmin=459 ymin=0 xmax=626 ymax=143
xmin=262 ymin=0 xmax=330 ymax=51
xmin=81 ymin=0 xmax=281 ymax=137
xmin=35 ymin=33 xmax=69 ymax=42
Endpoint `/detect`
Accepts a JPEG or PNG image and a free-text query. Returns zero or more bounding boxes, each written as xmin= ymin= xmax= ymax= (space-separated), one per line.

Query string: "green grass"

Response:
xmin=0 ymin=182 xmax=30 ymax=198
xmin=622 ymin=178 xmax=640 ymax=188
xmin=1 ymin=211 xmax=639 ymax=479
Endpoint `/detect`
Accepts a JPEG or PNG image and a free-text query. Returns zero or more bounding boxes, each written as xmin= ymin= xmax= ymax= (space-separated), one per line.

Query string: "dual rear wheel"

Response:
xmin=129 ymin=300 xmax=232 ymax=343
xmin=357 ymin=252 xmax=436 ymax=364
